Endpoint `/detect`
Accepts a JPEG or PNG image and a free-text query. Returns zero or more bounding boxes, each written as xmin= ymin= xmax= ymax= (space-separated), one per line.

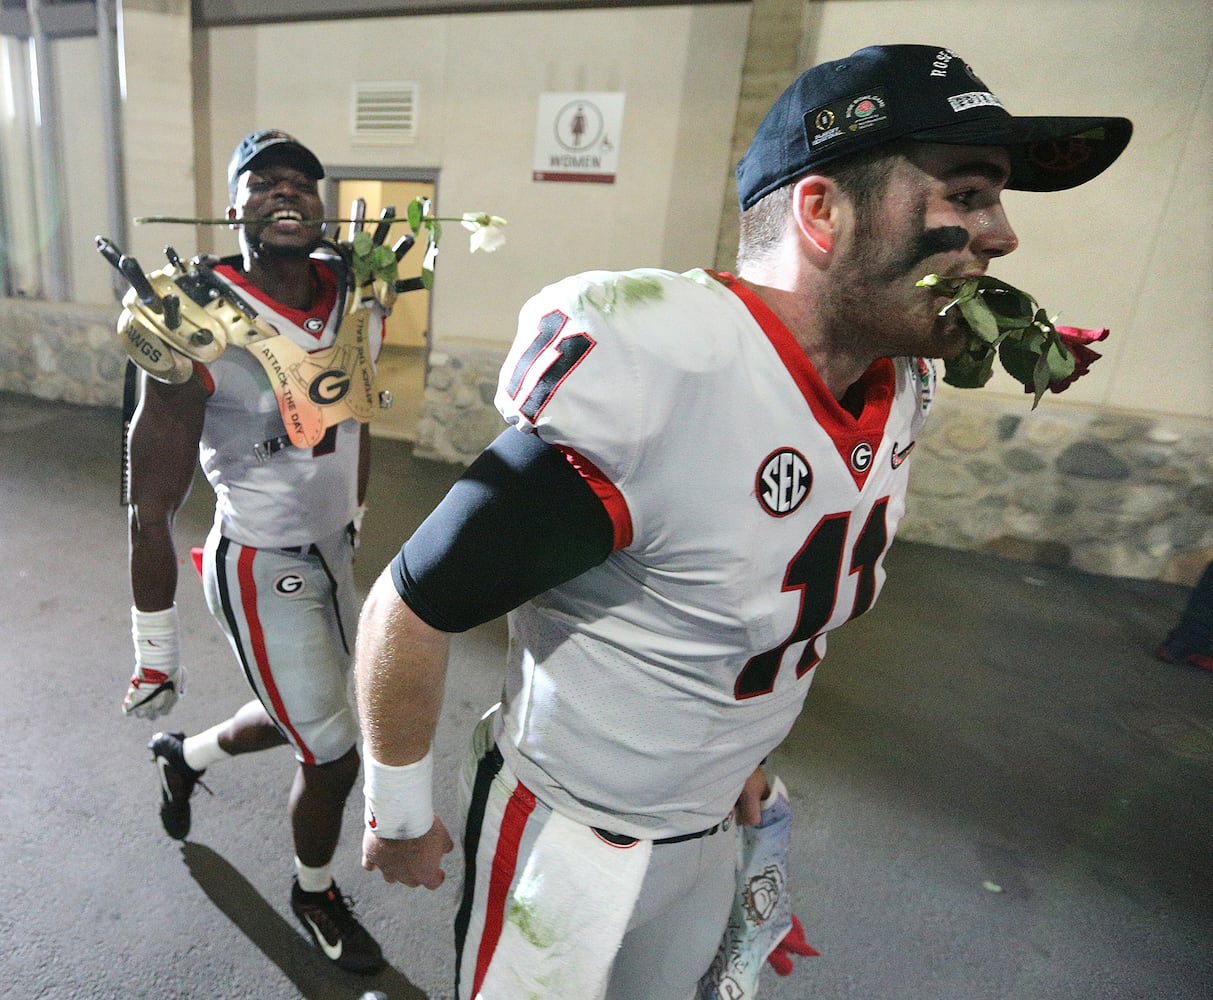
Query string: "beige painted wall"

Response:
xmin=49 ymin=7 xmax=195 ymax=308
xmin=195 ymin=4 xmax=751 ymax=349
xmin=6 ymin=0 xmax=1209 ymax=583
xmin=55 ymin=37 xmax=103 ymax=301
xmin=26 ymin=0 xmax=1213 ymax=423
xmin=799 ymin=0 xmax=1212 ymax=419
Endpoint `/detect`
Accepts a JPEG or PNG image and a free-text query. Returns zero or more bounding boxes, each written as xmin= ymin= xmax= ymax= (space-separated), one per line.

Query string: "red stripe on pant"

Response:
xmin=236 ymin=546 xmax=314 ymax=764
xmin=471 ymin=781 xmax=538 ymax=996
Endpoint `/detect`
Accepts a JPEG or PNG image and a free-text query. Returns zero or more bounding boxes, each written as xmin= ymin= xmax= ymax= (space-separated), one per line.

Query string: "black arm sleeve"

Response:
xmin=389 ymin=428 xmax=616 ymax=633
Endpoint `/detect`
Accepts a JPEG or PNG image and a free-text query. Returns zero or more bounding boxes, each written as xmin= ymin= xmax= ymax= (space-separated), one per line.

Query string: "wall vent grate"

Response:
xmin=352 ymin=82 xmax=419 ymax=144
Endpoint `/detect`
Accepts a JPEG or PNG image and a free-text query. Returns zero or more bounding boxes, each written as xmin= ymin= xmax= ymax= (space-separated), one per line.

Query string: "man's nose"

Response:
xmin=974 ymin=205 xmax=1019 ymax=259
xmin=271 ymin=177 xmax=308 ymax=196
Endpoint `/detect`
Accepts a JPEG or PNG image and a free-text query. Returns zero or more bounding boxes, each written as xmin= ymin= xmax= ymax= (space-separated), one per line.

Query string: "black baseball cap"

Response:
xmin=227 ymin=129 xmax=325 ymax=199
xmin=736 ymin=44 xmax=1132 ymax=210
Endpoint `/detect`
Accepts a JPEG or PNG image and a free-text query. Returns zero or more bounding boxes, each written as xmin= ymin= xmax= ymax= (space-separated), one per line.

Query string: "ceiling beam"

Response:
xmin=0 ymin=1 xmax=99 ymax=40
xmin=192 ymin=0 xmax=742 ymax=29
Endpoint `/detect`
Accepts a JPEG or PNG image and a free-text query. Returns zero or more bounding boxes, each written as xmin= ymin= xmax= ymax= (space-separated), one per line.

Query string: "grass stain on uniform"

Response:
xmin=577 ymin=274 xmax=666 ymax=316
xmin=507 ymin=896 xmax=560 ymax=950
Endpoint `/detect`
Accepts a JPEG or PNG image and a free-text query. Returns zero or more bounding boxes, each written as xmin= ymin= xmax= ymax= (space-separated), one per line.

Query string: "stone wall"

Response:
xmin=2 ymin=299 xmax=1208 ymax=587
xmin=417 ymin=337 xmax=1213 ymax=588
xmin=900 ymin=391 xmax=1213 ymax=586
xmin=0 ymin=297 xmax=125 ymax=407
xmin=414 ymin=342 xmax=512 ymax=465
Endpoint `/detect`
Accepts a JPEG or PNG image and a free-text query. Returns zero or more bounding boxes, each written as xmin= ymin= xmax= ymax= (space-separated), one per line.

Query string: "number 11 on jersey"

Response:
xmin=505 ymin=310 xmax=595 ymax=421
xmin=735 ymin=498 xmax=890 ymax=699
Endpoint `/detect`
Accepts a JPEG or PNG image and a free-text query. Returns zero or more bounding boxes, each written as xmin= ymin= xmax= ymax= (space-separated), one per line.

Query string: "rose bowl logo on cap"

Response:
xmin=845 ymin=92 xmax=889 ymax=134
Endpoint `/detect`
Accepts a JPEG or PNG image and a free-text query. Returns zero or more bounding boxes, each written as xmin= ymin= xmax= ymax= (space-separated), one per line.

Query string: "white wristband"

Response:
xmin=363 ymin=746 xmax=434 ymax=840
xmin=131 ymin=604 xmax=180 ymax=671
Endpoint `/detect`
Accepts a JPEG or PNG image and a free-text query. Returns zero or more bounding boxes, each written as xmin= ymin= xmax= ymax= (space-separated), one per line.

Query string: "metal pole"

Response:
xmin=26 ymin=0 xmax=69 ymax=300
xmin=0 ymin=42 xmax=11 ymax=298
xmin=96 ymin=0 xmax=128 ymax=301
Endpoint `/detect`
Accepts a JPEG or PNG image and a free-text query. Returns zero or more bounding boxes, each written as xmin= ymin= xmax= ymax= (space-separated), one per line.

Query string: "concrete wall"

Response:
xmin=1 ymin=0 xmax=1210 ymax=585
xmin=195 ymin=4 xmax=750 ymax=337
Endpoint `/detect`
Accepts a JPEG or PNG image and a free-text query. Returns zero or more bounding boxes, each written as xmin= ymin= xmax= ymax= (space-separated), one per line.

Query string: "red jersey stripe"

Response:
xmin=558 ymin=445 xmax=633 ymax=550
xmin=472 ymin=781 xmax=538 ymax=996
xmin=214 ymin=261 xmax=337 ymax=341
xmin=719 ymin=272 xmax=896 ymax=491
xmin=235 ymin=546 xmax=315 ymax=764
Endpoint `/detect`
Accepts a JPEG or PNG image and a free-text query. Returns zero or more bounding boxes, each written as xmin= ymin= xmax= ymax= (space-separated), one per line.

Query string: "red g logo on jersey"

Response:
xmin=757 ymin=448 xmax=811 ymax=517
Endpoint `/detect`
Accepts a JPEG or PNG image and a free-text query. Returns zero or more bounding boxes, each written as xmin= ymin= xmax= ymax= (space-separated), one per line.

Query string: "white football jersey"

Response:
xmin=196 ymin=260 xmax=385 ymax=549
xmin=493 ymin=268 xmax=934 ymax=839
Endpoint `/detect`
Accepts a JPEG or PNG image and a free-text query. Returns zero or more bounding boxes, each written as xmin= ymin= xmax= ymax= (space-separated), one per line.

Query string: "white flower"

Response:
xmin=461 ymin=213 xmax=508 ymax=253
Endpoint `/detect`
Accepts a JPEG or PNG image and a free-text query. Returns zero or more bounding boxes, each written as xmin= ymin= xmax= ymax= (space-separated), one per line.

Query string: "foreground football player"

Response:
xmin=355 ymin=45 xmax=1132 ymax=999
xmin=122 ymin=130 xmax=387 ymax=974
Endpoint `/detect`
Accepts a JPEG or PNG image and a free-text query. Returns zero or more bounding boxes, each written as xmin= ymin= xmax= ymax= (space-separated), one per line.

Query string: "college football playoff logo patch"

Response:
xmin=756 ymin=448 xmax=811 ymax=517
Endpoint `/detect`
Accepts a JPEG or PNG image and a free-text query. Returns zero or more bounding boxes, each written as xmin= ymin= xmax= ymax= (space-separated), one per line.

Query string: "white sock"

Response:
xmin=182 ymin=725 xmax=231 ymax=772
xmin=295 ymin=857 xmax=334 ymax=894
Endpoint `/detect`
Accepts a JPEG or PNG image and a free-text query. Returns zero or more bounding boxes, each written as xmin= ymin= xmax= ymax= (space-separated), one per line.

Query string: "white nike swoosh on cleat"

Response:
xmin=302 ymin=914 xmax=343 ymax=961
xmin=156 ymin=757 xmax=173 ymax=799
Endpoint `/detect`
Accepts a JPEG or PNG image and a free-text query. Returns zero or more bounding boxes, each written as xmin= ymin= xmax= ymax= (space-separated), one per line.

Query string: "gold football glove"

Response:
xmin=96 ymin=237 xmax=275 ymax=383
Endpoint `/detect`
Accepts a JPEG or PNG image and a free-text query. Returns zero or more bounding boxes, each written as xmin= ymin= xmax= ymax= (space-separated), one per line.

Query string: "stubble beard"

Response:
xmin=821 ymin=228 xmax=925 ymax=359
xmin=826 ymin=210 xmax=972 ymax=361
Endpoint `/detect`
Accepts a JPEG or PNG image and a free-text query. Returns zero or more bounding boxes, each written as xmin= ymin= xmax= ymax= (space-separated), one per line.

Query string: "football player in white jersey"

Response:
xmin=354 ymin=46 xmax=1132 ymax=999
xmin=122 ymin=131 xmax=387 ymax=974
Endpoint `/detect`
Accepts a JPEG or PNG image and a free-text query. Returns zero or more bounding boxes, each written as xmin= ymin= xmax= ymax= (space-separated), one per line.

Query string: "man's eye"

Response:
xmin=950 ymin=189 xmax=977 ymax=208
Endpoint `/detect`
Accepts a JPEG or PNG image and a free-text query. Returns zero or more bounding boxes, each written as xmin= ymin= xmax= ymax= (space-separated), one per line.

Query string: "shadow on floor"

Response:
xmin=181 ymin=842 xmax=429 ymax=1000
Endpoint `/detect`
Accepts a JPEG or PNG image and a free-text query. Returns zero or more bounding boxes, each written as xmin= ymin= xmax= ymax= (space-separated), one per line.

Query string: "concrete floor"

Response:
xmin=2 ymin=389 xmax=1211 ymax=1000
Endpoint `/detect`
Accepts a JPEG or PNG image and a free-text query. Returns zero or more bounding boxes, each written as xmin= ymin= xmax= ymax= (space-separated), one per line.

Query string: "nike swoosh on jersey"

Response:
xmin=302 ymin=914 xmax=343 ymax=961
xmin=891 ymin=441 xmax=916 ymax=469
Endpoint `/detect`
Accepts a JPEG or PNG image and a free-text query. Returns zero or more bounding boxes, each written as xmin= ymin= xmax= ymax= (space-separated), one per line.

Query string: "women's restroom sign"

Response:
xmin=533 ymin=93 xmax=625 ymax=184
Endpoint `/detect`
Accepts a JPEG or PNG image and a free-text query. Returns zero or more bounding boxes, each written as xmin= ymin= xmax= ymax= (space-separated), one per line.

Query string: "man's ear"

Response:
xmin=791 ymin=175 xmax=838 ymax=256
